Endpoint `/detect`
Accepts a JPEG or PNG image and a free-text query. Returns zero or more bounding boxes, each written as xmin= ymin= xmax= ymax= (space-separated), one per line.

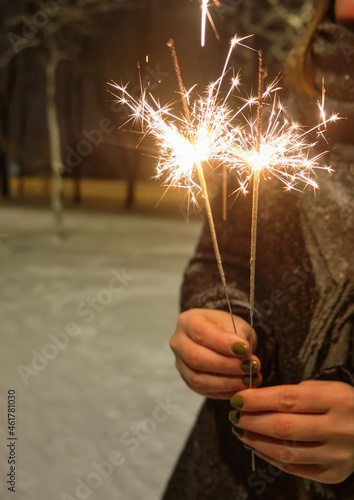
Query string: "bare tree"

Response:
xmin=0 ymin=0 xmax=144 ymax=235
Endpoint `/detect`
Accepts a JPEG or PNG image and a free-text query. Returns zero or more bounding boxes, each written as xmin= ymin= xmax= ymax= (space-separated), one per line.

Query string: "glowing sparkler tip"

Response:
xmin=231 ymin=74 xmax=241 ymax=88
xmin=115 ymin=31 xmax=336 ymax=210
xmin=231 ymin=35 xmax=238 ymax=47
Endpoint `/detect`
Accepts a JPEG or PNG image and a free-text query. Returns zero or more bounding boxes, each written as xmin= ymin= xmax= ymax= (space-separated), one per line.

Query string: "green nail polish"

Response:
xmin=241 ymin=359 xmax=258 ymax=373
xmin=232 ymin=343 xmax=248 ymax=357
xmin=242 ymin=375 xmax=260 ymax=387
xmin=232 ymin=426 xmax=244 ymax=438
xmin=230 ymin=394 xmax=244 ymax=409
xmin=228 ymin=410 xmax=240 ymax=424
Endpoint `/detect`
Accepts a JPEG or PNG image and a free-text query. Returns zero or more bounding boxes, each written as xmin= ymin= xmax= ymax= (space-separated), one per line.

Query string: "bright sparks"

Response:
xmin=110 ymin=81 xmax=234 ymax=199
xmin=201 ymin=0 xmax=208 ymax=47
xmin=109 ymin=37 xmax=249 ymax=199
xmin=201 ymin=0 xmax=221 ymax=46
xmin=228 ymin=84 xmax=339 ymax=193
xmin=111 ymin=36 xmax=338 ymax=204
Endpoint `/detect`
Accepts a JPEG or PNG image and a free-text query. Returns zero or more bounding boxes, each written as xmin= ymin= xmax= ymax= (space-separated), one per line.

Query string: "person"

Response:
xmin=163 ymin=0 xmax=354 ymax=498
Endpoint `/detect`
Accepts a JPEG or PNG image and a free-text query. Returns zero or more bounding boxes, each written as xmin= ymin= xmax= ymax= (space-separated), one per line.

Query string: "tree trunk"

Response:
xmin=73 ymin=68 xmax=83 ymax=205
xmin=45 ymin=40 xmax=64 ymax=236
xmin=0 ymin=58 xmax=16 ymax=199
xmin=0 ymin=149 xmax=8 ymax=197
xmin=0 ymin=103 xmax=8 ymax=198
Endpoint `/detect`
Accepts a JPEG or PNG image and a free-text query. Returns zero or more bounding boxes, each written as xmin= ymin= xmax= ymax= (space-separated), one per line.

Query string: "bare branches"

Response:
xmin=0 ymin=0 xmax=144 ymax=68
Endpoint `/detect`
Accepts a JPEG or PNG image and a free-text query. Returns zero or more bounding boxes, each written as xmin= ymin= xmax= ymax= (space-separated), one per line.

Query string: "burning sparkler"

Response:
xmin=111 ymin=36 xmax=277 ymax=340
xmin=111 ymin=37 xmax=338 ymax=473
xmin=110 ymin=37 xmax=256 ymax=337
xmin=224 ymin=50 xmax=338 ymax=470
xmin=111 ymin=32 xmax=337 ymax=325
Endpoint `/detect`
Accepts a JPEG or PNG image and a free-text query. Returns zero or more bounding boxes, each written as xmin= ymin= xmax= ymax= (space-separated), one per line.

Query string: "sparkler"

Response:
xmin=166 ymin=37 xmax=237 ymax=336
xmin=111 ymin=36 xmax=338 ymax=471
xmin=225 ymin=49 xmax=338 ymax=471
xmin=110 ymin=37 xmax=256 ymax=337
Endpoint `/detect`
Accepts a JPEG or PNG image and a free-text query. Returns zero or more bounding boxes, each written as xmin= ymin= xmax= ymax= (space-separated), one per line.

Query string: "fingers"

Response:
xmin=176 ymin=357 xmax=262 ymax=398
xmin=177 ymin=333 xmax=261 ymax=376
xmin=230 ymin=381 xmax=354 ymax=484
xmin=177 ymin=309 xmax=255 ymax=358
xmin=234 ymin=412 xmax=330 ymax=442
xmin=247 ymin=437 xmax=324 ymax=465
xmin=233 ymin=421 xmax=350 ymax=483
xmin=251 ymin=449 xmax=329 ymax=482
xmin=234 ymin=384 xmax=331 ymax=414
xmin=245 ymin=435 xmax=354 ymax=484
xmin=171 ymin=309 xmax=262 ymax=399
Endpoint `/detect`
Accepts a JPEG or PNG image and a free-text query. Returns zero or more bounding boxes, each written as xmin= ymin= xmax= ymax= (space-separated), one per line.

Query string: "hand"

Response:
xmin=335 ymin=0 xmax=354 ymax=24
xmin=170 ymin=308 xmax=262 ymax=399
xmin=229 ymin=380 xmax=354 ymax=484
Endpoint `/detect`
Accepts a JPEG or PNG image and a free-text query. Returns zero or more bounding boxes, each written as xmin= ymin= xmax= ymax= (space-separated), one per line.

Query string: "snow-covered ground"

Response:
xmin=0 ymin=207 xmax=203 ymax=500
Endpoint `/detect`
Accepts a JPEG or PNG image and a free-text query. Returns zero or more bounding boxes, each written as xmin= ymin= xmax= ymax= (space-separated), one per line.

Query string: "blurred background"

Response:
xmin=0 ymin=1 xmax=313 ymax=499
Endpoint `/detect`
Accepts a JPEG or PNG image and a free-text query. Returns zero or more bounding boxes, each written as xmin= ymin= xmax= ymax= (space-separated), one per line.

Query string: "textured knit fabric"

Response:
xmin=162 ymin=14 xmax=354 ymax=500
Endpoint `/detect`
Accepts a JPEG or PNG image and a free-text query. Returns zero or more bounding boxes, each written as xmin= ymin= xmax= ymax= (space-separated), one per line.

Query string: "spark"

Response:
xmin=201 ymin=0 xmax=208 ymax=47
xmin=110 ymin=34 xmax=338 ymax=234
xmin=110 ymin=36 xmax=249 ymax=338
xmin=110 ymin=82 xmax=234 ymax=196
xmin=110 ymin=34 xmax=337 ymax=236
xmin=110 ymin=37 xmax=247 ymax=197
xmin=201 ymin=0 xmax=221 ymax=46
xmin=227 ymin=84 xmax=338 ymax=192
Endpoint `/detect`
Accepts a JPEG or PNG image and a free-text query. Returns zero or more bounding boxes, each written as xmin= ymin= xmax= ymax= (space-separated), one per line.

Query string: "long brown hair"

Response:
xmin=286 ymin=0 xmax=331 ymax=96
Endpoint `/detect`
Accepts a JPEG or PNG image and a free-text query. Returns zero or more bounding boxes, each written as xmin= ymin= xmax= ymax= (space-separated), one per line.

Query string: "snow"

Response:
xmin=0 ymin=207 xmax=203 ymax=500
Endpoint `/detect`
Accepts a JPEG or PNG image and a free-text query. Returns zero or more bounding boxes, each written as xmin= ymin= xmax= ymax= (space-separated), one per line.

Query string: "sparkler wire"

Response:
xmin=167 ymin=38 xmax=238 ymax=337
xmin=222 ymin=164 xmax=227 ymax=221
xmin=249 ymin=50 xmax=266 ymax=472
xmin=196 ymin=162 xmax=238 ymax=335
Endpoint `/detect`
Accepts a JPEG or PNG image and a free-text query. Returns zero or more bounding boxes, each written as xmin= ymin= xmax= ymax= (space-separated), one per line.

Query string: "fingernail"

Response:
xmin=243 ymin=443 xmax=255 ymax=452
xmin=230 ymin=394 xmax=244 ymax=409
xmin=228 ymin=410 xmax=240 ymax=424
xmin=242 ymin=375 xmax=260 ymax=387
xmin=232 ymin=426 xmax=244 ymax=438
xmin=231 ymin=343 xmax=248 ymax=357
xmin=241 ymin=359 xmax=258 ymax=373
